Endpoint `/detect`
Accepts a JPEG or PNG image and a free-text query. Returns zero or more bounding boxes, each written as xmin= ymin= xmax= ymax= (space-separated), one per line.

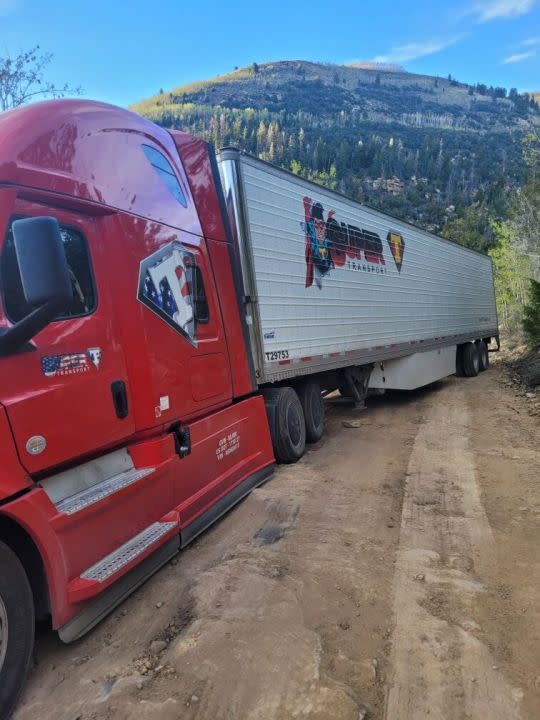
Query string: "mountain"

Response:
xmin=131 ymin=60 xmax=540 ymax=248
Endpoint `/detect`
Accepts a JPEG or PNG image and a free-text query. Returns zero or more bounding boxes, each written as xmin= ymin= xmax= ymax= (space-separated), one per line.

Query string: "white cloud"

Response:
xmin=474 ymin=0 xmax=537 ymax=22
xmin=0 ymin=0 xmax=18 ymax=13
xmin=520 ymin=36 xmax=540 ymax=45
xmin=372 ymin=36 xmax=463 ymax=64
xmin=502 ymin=49 xmax=537 ymax=62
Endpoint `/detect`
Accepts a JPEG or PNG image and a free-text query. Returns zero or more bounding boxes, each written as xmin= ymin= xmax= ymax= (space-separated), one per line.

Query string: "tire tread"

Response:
xmin=0 ymin=540 xmax=35 ymax=720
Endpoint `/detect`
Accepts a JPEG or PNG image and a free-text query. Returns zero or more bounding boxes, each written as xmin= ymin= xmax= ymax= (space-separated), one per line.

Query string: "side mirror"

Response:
xmin=0 ymin=217 xmax=73 ymax=355
xmin=13 ymin=217 xmax=73 ymax=309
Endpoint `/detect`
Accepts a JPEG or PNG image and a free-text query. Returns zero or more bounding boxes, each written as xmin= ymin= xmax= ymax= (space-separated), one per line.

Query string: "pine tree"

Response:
xmin=256 ymin=120 xmax=267 ymax=152
xmin=522 ymin=279 xmax=540 ymax=347
xmin=489 ymin=221 xmax=531 ymax=333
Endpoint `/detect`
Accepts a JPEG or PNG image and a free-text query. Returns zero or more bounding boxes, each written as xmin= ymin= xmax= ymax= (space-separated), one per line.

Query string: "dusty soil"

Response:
xmin=14 ymin=364 xmax=540 ymax=720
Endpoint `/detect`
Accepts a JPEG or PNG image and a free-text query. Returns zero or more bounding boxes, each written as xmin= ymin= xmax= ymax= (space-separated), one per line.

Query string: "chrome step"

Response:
xmin=81 ymin=521 xmax=176 ymax=583
xmin=56 ymin=467 xmax=155 ymax=515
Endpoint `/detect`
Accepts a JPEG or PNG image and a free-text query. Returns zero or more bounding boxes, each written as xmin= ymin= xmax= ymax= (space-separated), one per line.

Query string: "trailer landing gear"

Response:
xmin=338 ymin=365 xmax=373 ymax=409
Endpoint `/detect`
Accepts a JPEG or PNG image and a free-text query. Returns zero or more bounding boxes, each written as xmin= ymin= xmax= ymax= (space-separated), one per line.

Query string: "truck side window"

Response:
xmin=142 ymin=145 xmax=187 ymax=208
xmin=1 ymin=219 xmax=96 ymax=323
xmin=186 ymin=264 xmax=209 ymax=325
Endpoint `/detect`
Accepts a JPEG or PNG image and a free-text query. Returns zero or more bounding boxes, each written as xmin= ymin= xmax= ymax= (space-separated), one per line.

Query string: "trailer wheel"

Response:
xmin=462 ymin=342 xmax=480 ymax=377
xmin=477 ymin=340 xmax=489 ymax=372
xmin=298 ymin=380 xmax=325 ymax=443
xmin=456 ymin=345 xmax=465 ymax=377
xmin=263 ymin=387 xmax=306 ymax=463
xmin=0 ymin=541 xmax=35 ymax=720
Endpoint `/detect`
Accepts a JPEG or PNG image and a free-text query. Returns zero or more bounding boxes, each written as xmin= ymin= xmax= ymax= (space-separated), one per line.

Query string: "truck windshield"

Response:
xmin=1 ymin=219 xmax=96 ymax=323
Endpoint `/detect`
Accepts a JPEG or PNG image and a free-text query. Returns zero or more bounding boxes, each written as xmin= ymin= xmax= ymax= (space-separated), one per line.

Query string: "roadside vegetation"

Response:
xmin=488 ymin=132 xmax=540 ymax=345
xmin=0 ymin=46 xmax=82 ymax=111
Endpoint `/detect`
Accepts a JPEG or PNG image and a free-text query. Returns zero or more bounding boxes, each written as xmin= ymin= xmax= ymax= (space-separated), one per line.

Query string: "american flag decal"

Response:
xmin=138 ymin=241 xmax=196 ymax=344
xmin=41 ymin=353 xmax=89 ymax=377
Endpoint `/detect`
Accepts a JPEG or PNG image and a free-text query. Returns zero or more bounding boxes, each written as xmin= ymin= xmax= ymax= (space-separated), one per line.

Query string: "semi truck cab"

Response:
xmin=0 ymin=99 xmax=274 ymax=718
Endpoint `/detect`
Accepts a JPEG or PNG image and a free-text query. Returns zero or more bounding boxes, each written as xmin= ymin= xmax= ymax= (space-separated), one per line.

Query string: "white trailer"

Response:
xmin=218 ymin=150 xmax=498 ymax=460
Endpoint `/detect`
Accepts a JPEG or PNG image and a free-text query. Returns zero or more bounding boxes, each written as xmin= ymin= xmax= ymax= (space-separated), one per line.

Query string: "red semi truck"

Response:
xmin=0 ymin=100 xmax=498 ymax=716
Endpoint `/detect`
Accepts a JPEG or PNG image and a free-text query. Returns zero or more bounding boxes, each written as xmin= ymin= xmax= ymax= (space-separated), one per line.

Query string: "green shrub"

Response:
xmin=522 ymin=278 xmax=540 ymax=347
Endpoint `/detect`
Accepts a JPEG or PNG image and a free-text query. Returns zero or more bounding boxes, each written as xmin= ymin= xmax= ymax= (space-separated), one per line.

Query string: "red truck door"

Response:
xmin=116 ymin=213 xmax=232 ymax=432
xmin=0 ymin=200 xmax=135 ymax=474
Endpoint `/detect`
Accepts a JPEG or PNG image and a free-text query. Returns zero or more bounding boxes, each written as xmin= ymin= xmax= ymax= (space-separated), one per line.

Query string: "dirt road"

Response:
xmin=14 ymin=364 xmax=540 ymax=720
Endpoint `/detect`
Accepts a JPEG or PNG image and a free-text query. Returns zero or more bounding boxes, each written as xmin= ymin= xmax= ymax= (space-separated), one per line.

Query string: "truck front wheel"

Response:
xmin=0 ymin=541 xmax=35 ymax=720
xmin=298 ymin=380 xmax=325 ymax=443
xmin=263 ymin=387 xmax=306 ymax=463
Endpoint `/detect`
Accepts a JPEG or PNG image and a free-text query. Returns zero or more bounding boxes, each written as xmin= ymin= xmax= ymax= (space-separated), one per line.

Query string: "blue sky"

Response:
xmin=1 ymin=0 xmax=539 ymax=107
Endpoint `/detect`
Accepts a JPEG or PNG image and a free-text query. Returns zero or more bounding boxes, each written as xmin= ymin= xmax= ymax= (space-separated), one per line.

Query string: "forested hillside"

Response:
xmin=132 ymin=60 xmax=540 ymax=252
xmin=132 ymin=61 xmax=540 ymax=340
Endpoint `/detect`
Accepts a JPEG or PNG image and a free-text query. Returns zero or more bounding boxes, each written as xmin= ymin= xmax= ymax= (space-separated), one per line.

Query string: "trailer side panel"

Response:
xmin=218 ymin=152 xmax=498 ymax=384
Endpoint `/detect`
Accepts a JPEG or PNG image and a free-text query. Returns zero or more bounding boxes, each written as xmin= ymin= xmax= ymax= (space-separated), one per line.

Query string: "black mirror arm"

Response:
xmin=0 ymin=299 xmax=63 ymax=357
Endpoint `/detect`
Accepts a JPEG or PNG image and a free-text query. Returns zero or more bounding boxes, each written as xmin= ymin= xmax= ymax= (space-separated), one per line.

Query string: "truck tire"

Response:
xmin=462 ymin=342 xmax=480 ymax=377
xmin=0 ymin=541 xmax=35 ymax=720
xmin=297 ymin=380 xmax=325 ymax=443
xmin=263 ymin=387 xmax=306 ymax=463
xmin=455 ymin=345 xmax=465 ymax=377
xmin=477 ymin=340 xmax=489 ymax=372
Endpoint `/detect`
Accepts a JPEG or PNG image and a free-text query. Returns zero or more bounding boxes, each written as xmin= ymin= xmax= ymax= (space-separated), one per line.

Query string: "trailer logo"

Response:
xmin=138 ymin=241 xmax=196 ymax=344
xmin=302 ymin=197 xmax=392 ymax=289
xmin=387 ymin=232 xmax=405 ymax=273
xmin=303 ymin=198 xmax=333 ymax=288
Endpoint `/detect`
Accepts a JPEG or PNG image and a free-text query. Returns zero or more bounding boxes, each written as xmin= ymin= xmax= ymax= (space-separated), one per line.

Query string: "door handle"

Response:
xmin=111 ymin=380 xmax=129 ymax=419
xmin=169 ymin=422 xmax=191 ymax=458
